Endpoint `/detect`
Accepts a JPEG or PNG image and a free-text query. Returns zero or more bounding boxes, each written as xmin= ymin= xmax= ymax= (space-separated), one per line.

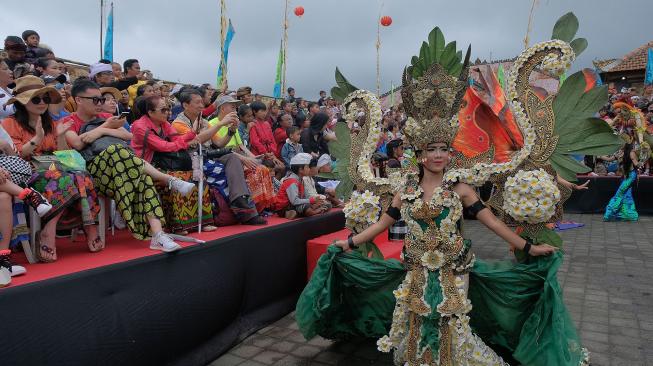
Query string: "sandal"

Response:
xmin=35 ymin=230 xmax=58 ymax=262
xmin=35 ymin=231 xmax=57 ymax=263
xmin=82 ymin=226 xmax=105 ymax=253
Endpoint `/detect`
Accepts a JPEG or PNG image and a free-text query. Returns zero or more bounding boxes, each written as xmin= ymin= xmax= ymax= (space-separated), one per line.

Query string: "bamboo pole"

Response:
xmin=100 ymin=0 xmax=104 ymax=59
xmin=219 ymin=0 xmax=228 ymax=89
xmin=523 ymin=0 xmax=539 ymax=49
xmin=282 ymin=0 xmax=290 ymax=98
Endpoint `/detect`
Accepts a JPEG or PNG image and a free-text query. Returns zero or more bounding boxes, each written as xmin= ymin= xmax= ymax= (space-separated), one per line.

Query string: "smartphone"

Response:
xmin=119 ymin=111 xmax=130 ymax=119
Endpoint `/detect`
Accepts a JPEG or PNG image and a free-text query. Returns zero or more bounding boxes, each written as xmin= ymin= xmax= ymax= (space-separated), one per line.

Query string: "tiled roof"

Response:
xmin=597 ymin=41 xmax=653 ymax=73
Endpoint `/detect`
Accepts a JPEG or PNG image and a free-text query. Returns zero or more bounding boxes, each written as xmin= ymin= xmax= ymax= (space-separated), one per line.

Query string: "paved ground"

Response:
xmin=209 ymin=214 xmax=653 ymax=366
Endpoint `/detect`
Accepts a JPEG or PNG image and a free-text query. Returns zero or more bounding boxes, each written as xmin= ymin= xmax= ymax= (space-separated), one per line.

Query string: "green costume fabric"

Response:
xmin=296 ymin=242 xmax=587 ymax=365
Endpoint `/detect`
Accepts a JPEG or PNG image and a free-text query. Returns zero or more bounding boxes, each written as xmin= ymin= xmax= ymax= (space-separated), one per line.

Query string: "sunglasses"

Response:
xmin=158 ymin=107 xmax=171 ymax=113
xmin=78 ymin=96 xmax=106 ymax=105
xmin=30 ymin=95 xmax=52 ymax=105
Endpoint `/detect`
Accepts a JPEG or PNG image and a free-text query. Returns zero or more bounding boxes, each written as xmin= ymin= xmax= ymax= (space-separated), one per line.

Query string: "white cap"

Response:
xmin=290 ymin=152 xmax=312 ymax=166
xmin=317 ymin=154 xmax=331 ymax=168
xmin=89 ymin=62 xmax=113 ymax=78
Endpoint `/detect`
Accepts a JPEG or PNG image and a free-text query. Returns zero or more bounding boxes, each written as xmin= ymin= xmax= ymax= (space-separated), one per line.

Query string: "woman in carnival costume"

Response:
xmin=295 ymin=25 xmax=621 ymax=365
xmin=604 ymin=103 xmax=651 ymax=221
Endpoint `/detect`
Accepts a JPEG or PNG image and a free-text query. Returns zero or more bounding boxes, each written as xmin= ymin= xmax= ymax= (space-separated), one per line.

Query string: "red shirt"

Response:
xmin=249 ymin=119 xmax=277 ymax=156
xmin=273 ymin=127 xmax=287 ymax=158
xmin=130 ymin=115 xmax=196 ymax=162
xmin=63 ymin=112 xmax=113 ymax=134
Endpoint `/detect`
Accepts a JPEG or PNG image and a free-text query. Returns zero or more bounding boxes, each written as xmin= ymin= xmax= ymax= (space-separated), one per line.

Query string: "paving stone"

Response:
xmin=232 ymin=345 xmax=265 ymax=359
xmin=209 ymin=354 xmax=246 ymax=366
xmin=206 ymin=215 xmax=653 ymax=366
xmin=252 ymin=350 xmax=287 ymax=365
xmin=290 ymin=345 xmax=322 ymax=358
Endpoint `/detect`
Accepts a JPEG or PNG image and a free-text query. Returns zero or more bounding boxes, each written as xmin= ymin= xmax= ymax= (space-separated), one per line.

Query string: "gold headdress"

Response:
xmin=401 ymin=45 xmax=471 ymax=150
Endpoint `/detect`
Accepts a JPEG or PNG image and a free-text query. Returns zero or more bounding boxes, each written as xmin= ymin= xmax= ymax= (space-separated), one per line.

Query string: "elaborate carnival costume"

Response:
xmin=604 ymin=103 xmax=652 ymax=221
xmin=297 ymin=22 xmax=622 ymax=366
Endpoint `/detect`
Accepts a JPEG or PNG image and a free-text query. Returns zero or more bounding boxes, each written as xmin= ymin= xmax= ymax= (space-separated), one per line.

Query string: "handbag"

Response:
xmin=31 ymin=154 xmax=63 ymax=171
xmin=79 ymin=118 xmax=131 ymax=162
xmin=53 ymin=150 xmax=86 ymax=171
xmin=142 ymin=128 xmax=193 ymax=171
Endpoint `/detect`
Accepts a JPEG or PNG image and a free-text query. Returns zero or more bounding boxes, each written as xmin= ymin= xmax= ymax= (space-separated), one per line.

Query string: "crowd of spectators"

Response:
xmin=584 ymin=84 xmax=653 ymax=176
xmin=0 ymin=29 xmax=362 ymax=287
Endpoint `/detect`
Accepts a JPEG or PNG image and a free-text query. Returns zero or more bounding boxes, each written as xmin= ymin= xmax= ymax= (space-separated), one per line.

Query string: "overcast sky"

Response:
xmin=2 ymin=0 xmax=651 ymax=99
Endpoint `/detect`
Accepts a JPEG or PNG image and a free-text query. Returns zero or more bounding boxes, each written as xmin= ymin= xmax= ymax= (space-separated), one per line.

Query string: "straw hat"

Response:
xmin=100 ymin=87 xmax=122 ymax=101
xmin=6 ymin=75 xmax=62 ymax=105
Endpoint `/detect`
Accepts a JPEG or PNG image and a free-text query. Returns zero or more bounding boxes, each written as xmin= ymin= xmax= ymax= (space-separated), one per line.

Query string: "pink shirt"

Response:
xmin=130 ymin=115 xmax=196 ymax=162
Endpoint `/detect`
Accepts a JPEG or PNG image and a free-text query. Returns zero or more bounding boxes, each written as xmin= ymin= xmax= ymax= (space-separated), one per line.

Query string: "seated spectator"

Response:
xmin=249 ymin=101 xmax=285 ymax=176
xmin=301 ymin=112 xmax=331 ymax=159
xmin=89 ymin=62 xmax=115 ymax=86
xmin=272 ymin=153 xmax=326 ymax=219
xmin=2 ymin=76 xmax=103 ymax=262
xmin=3 ymin=37 xmax=32 ymax=77
xmin=266 ymin=100 xmax=280 ymax=127
xmin=386 ymin=138 xmax=404 ymax=169
xmin=208 ymin=96 xmax=275 ymax=215
xmin=236 ymin=86 xmax=253 ymax=105
xmin=42 ymin=75 xmax=69 ymax=122
xmin=1 ymin=58 xmax=16 ymax=119
xmin=317 ymin=90 xmax=327 ymax=107
xmin=21 ymin=30 xmax=49 ymax=64
xmin=34 ymin=58 xmax=64 ymax=78
xmin=281 ymin=126 xmax=303 ymax=168
xmin=63 ymin=79 xmax=194 ymax=252
xmin=124 ymin=59 xmax=146 ymax=104
xmin=285 ymin=87 xmax=296 ymax=103
xmin=137 ymin=83 xmax=155 ymax=99
xmin=237 ymin=104 xmax=254 ymax=147
xmin=0 ymin=124 xmax=53 ymax=286
xmin=118 ymin=89 xmax=131 ymax=115
xmin=273 ymin=112 xmax=293 ymax=158
xmin=173 ymin=91 xmax=267 ymax=225
xmin=98 ymin=87 xmax=132 ymax=133
xmin=111 ymin=62 xmax=122 ymax=79
xmin=131 ymin=96 xmax=217 ymax=233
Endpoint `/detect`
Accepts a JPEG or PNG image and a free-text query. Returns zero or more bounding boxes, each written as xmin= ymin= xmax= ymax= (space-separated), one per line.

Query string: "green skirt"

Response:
xmin=296 ymin=245 xmax=587 ymax=366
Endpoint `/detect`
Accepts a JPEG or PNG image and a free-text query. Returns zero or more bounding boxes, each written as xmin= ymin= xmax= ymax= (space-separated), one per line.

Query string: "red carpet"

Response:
xmin=8 ymin=215 xmax=297 ymax=288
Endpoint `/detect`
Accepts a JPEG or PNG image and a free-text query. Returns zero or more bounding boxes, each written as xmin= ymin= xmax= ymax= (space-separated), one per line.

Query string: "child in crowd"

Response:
xmin=303 ymin=157 xmax=342 ymax=212
xmin=237 ymin=104 xmax=254 ymax=148
xmin=311 ymin=157 xmax=344 ymax=208
xmin=272 ymin=153 xmax=326 ymax=219
xmin=273 ymin=113 xmax=293 ymax=158
xmin=281 ymin=126 xmax=303 ymax=168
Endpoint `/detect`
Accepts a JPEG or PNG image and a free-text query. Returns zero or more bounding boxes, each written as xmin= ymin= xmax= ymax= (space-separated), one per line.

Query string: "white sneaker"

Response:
xmin=0 ymin=267 xmax=10 ymax=288
xmin=11 ymin=265 xmax=26 ymax=277
xmin=113 ymin=212 xmax=127 ymax=230
xmin=150 ymin=232 xmax=181 ymax=253
xmin=169 ymin=178 xmax=195 ymax=197
xmin=23 ymin=188 xmax=53 ymax=217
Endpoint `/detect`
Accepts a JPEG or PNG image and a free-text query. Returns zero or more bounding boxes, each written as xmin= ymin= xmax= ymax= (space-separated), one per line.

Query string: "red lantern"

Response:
xmin=380 ymin=15 xmax=392 ymax=27
xmin=294 ymin=6 xmax=304 ymax=17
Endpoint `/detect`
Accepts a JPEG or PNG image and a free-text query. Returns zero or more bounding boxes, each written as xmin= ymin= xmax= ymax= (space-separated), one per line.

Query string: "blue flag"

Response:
xmin=103 ymin=3 xmax=114 ymax=61
xmin=645 ymin=48 xmax=653 ymax=86
xmin=217 ymin=20 xmax=235 ymax=88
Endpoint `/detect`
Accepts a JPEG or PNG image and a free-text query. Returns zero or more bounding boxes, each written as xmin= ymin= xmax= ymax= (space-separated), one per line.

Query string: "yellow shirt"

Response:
xmin=208 ymin=117 xmax=242 ymax=148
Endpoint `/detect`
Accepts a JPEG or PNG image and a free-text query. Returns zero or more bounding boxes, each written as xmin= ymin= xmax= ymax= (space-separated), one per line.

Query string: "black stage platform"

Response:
xmin=0 ymin=211 xmax=345 ymax=366
xmin=564 ymin=176 xmax=652 ymax=215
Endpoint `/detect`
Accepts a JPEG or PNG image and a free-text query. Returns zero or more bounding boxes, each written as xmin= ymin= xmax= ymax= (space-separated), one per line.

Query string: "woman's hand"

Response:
xmin=0 ymin=168 xmax=10 ymax=185
xmin=333 ymin=239 xmax=351 ymax=252
xmin=188 ymin=137 xmax=200 ymax=148
xmin=55 ymin=120 xmax=74 ymax=137
xmin=572 ymin=180 xmax=590 ymax=190
xmin=34 ymin=117 xmax=45 ymax=140
xmin=528 ymin=243 xmax=558 ymax=256
xmin=241 ymin=156 xmax=259 ymax=170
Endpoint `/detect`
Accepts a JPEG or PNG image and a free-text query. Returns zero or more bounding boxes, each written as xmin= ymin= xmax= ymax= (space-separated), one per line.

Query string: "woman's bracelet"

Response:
xmin=347 ymin=235 xmax=358 ymax=250
xmin=522 ymin=237 xmax=534 ymax=254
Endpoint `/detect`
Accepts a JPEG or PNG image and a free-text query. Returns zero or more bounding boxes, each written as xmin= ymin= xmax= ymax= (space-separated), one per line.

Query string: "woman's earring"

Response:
xmin=421 ymin=158 xmax=427 ymax=164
